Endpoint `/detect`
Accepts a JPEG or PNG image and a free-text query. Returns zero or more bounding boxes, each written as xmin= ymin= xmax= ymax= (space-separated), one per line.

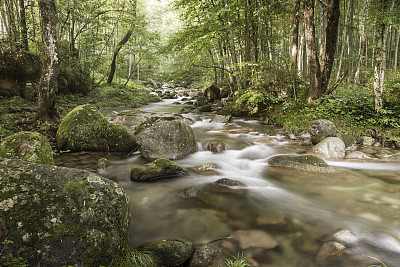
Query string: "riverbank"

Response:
xmin=0 ymin=84 xmax=159 ymax=144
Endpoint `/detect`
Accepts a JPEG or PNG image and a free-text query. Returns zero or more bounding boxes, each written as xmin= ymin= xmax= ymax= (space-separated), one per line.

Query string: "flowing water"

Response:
xmin=55 ymin=96 xmax=400 ymax=266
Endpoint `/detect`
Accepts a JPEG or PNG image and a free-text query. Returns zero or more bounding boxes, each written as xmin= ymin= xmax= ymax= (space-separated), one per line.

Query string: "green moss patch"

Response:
xmin=0 ymin=131 xmax=54 ymax=165
xmin=56 ymin=104 xmax=136 ymax=152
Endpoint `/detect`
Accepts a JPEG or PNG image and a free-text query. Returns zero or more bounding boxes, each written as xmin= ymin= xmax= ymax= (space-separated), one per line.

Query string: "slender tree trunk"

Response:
xmin=18 ymin=0 xmax=29 ymax=51
xmin=303 ymin=0 xmax=321 ymax=101
xmin=373 ymin=0 xmax=390 ymax=111
xmin=395 ymin=28 xmax=400 ymax=70
xmin=320 ymin=0 xmax=340 ymax=94
xmin=335 ymin=0 xmax=351 ymax=82
xmin=107 ymin=29 xmax=133 ymax=84
xmin=355 ymin=0 xmax=369 ymax=83
xmin=38 ymin=0 xmax=60 ymax=121
xmin=291 ymin=0 xmax=301 ymax=99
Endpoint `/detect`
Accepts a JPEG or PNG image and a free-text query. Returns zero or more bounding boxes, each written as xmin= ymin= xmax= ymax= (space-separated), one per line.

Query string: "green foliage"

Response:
xmin=224 ymin=254 xmax=252 ymax=267
xmin=85 ymin=83 xmax=160 ymax=108
xmin=0 ymin=240 xmax=28 ymax=267
xmin=270 ymin=81 xmax=400 ymax=138
xmin=109 ymin=248 xmax=158 ymax=267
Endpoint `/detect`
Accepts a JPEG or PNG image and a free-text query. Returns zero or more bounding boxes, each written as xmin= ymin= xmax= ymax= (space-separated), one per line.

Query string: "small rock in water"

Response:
xmin=206 ymin=178 xmax=246 ymax=195
xmin=210 ymin=114 xmax=231 ymax=123
xmin=345 ymin=151 xmax=371 ymax=159
xmin=96 ymin=158 xmax=110 ymax=171
xmin=207 ymin=142 xmax=227 ymax=153
xmin=190 ymin=163 xmax=219 ymax=175
xmin=231 ymin=230 xmax=278 ymax=250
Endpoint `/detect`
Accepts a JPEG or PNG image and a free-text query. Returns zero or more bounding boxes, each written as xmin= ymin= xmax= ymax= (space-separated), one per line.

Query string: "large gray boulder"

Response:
xmin=136 ymin=120 xmax=197 ymax=160
xmin=0 ymin=158 xmax=130 ymax=266
xmin=312 ymin=137 xmax=346 ymax=159
xmin=0 ymin=131 xmax=54 ymax=165
xmin=309 ymin=119 xmax=337 ymax=145
xmin=57 ymin=104 xmax=136 ymax=152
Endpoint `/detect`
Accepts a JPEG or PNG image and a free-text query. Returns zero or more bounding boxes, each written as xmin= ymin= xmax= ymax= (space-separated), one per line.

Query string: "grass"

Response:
xmin=224 ymin=254 xmax=252 ymax=267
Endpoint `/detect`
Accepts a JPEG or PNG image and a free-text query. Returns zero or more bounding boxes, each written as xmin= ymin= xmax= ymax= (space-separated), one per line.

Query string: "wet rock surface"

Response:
xmin=131 ymin=158 xmax=185 ymax=181
xmin=0 ymin=158 xmax=130 ymax=266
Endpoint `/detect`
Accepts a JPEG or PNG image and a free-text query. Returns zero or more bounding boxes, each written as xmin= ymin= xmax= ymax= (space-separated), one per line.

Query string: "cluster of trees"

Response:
xmin=0 ymin=0 xmax=161 ymax=119
xmin=170 ymin=0 xmax=399 ymax=111
xmin=1 ymin=0 xmax=399 ymax=119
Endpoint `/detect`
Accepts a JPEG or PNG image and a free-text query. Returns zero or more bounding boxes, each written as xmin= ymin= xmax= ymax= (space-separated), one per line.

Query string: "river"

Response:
xmin=55 ymin=95 xmax=400 ymax=266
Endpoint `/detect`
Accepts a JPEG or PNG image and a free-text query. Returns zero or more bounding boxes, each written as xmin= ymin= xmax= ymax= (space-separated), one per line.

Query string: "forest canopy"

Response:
xmin=0 ymin=0 xmax=399 ymax=136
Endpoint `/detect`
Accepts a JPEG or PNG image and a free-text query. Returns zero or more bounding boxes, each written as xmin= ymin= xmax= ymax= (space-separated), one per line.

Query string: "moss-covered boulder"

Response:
xmin=56 ymin=104 xmax=136 ymax=152
xmin=136 ymin=239 xmax=194 ymax=266
xmin=204 ymin=84 xmax=221 ymax=101
xmin=131 ymin=158 xmax=185 ymax=181
xmin=136 ymin=120 xmax=197 ymax=160
xmin=0 ymin=131 xmax=54 ymax=165
xmin=0 ymin=158 xmax=130 ymax=266
xmin=268 ymin=155 xmax=328 ymax=172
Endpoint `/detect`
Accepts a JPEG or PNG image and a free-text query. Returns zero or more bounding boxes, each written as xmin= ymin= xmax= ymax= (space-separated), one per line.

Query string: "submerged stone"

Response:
xmin=268 ymin=155 xmax=328 ymax=171
xmin=136 ymin=239 xmax=194 ymax=266
xmin=56 ymin=104 xmax=136 ymax=152
xmin=0 ymin=131 xmax=54 ymax=165
xmin=0 ymin=158 xmax=130 ymax=266
xmin=131 ymin=158 xmax=185 ymax=181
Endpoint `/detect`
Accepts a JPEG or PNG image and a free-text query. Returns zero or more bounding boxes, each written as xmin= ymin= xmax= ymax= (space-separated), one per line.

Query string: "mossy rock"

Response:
xmin=0 ymin=131 xmax=54 ymax=165
xmin=131 ymin=158 xmax=185 ymax=181
xmin=56 ymin=104 xmax=136 ymax=152
xmin=0 ymin=158 xmax=130 ymax=266
xmin=268 ymin=155 xmax=328 ymax=171
xmin=136 ymin=239 xmax=193 ymax=266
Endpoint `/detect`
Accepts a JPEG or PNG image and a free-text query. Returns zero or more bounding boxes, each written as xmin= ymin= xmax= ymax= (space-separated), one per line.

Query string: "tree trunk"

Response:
xmin=38 ymin=0 xmax=60 ymax=121
xmin=354 ymin=0 xmax=369 ymax=83
xmin=335 ymin=0 xmax=351 ymax=82
xmin=291 ymin=0 xmax=301 ymax=99
xmin=303 ymin=0 xmax=321 ymax=101
xmin=107 ymin=29 xmax=133 ymax=84
xmin=18 ymin=0 xmax=29 ymax=51
xmin=320 ymin=0 xmax=340 ymax=94
xmin=395 ymin=28 xmax=400 ymax=70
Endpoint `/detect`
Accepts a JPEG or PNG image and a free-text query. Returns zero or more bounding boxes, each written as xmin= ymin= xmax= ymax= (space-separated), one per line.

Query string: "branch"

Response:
xmin=193 ymin=64 xmax=233 ymax=74
xmin=325 ymin=70 xmax=348 ymax=95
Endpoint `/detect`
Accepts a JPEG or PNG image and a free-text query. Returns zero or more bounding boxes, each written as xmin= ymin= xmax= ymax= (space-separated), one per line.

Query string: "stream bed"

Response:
xmin=55 ymin=97 xmax=400 ymax=266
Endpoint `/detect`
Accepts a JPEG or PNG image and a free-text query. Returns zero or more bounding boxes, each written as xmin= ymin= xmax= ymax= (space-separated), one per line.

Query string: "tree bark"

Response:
xmin=303 ymin=0 xmax=321 ymax=101
xmin=38 ymin=0 xmax=60 ymax=121
xmin=291 ymin=0 xmax=301 ymax=99
xmin=18 ymin=0 xmax=29 ymax=51
xmin=354 ymin=0 xmax=369 ymax=83
xmin=320 ymin=0 xmax=340 ymax=94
